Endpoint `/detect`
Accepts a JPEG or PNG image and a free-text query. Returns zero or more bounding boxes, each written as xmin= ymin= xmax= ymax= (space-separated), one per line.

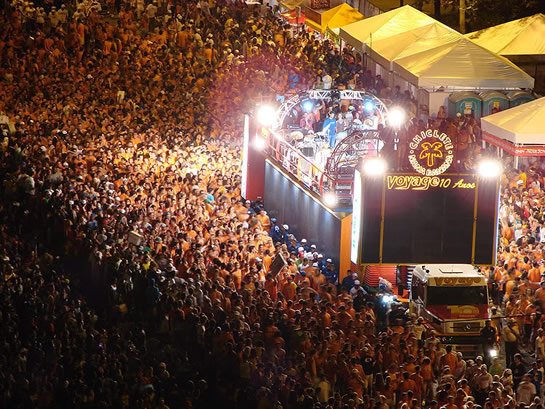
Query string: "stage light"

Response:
xmin=489 ymin=348 xmax=498 ymax=358
xmin=478 ymin=159 xmax=502 ymax=178
xmin=382 ymin=295 xmax=394 ymax=304
xmin=257 ymin=105 xmax=277 ymax=127
xmin=302 ymin=100 xmax=314 ymax=113
xmin=389 ymin=106 xmax=406 ymax=128
xmin=254 ymin=135 xmax=267 ymax=151
xmin=323 ymin=192 xmax=337 ymax=207
xmin=363 ymin=158 xmax=387 ymax=176
xmin=363 ymin=99 xmax=375 ymax=113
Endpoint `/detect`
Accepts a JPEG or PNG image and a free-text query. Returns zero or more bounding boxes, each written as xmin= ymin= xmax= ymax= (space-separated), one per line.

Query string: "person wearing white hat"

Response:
xmin=321 ymin=258 xmax=337 ymax=284
xmin=350 ymin=279 xmax=366 ymax=299
xmin=316 ymin=254 xmax=327 ymax=272
xmin=279 ymin=224 xmax=290 ymax=248
xmin=298 ymin=238 xmax=309 ymax=253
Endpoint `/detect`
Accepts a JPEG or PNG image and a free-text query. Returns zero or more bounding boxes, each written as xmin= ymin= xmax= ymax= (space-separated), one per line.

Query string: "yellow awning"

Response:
xmin=305 ymin=3 xmax=364 ymax=34
xmin=305 ymin=18 xmax=322 ymax=32
xmin=280 ymin=0 xmax=306 ymax=11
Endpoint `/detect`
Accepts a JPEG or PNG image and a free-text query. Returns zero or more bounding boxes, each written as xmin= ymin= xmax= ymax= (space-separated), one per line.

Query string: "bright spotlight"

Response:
xmin=257 ymin=105 xmax=277 ymax=127
xmin=323 ymin=192 xmax=337 ymax=207
xmin=363 ymin=158 xmax=387 ymax=176
xmin=302 ymin=100 xmax=314 ymax=113
xmin=363 ymin=99 xmax=375 ymax=113
xmin=489 ymin=348 xmax=498 ymax=358
xmin=382 ymin=295 xmax=394 ymax=304
xmin=389 ymin=106 xmax=406 ymax=128
xmin=254 ymin=135 xmax=267 ymax=151
xmin=478 ymin=159 xmax=502 ymax=178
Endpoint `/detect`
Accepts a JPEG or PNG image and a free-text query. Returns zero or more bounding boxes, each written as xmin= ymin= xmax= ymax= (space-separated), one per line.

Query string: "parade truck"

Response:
xmin=409 ymin=264 xmax=490 ymax=357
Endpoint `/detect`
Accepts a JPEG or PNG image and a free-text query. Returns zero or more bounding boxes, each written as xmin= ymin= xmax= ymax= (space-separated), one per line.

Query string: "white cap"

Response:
xmin=283 ymin=224 xmax=289 ymax=230
xmin=301 ymin=239 xmax=307 ymax=243
xmin=298 ymin=247 xmax=304 ymax=252
xmin=311 ymin=244 xmax=316 ymax=248
xmin=326 ymin=258 xmax=332 ymax=263
xmin=312 ymin=263 xmax=319 ymax=267
xmin=354 ymin=280 xmax=361 ymax=285
xmin=318 ymin=254 xmax=323 ymax=258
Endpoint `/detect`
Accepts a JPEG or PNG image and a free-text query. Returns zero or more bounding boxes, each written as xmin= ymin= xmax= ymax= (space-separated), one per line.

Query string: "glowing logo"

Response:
xmin=409 ymin=129 xmax=454 ymax=176
xmin=420 ymin=142 xmax=443 ymax=167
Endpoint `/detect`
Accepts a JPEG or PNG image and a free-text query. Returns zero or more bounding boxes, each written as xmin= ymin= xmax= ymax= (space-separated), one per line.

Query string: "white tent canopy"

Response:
xmin=481 ymin=97 xmax=545 ymax=145
xmin=391 ymin=36 xmax=535 ymax=89
xmin=467 ymin=14 xmax=545 ymax=56
xmin=338 ymin=5 xmax=437 ymax=52
xmin=365 ymin=23 xmax=456 ymax=71
xmin=339 ymin=5 xmax=534 ymax=90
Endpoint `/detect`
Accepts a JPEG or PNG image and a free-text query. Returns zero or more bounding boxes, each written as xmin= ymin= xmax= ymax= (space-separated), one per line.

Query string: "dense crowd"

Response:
xmin=1 ymin=0 xmax=545 ymax=408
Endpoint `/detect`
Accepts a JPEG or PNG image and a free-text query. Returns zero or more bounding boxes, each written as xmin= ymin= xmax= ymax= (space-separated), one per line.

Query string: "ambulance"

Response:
xmin=409 ymin=264 xmax=490 ymax=356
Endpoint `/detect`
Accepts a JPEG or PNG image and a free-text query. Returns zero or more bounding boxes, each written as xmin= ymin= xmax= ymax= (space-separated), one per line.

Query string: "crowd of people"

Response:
xmin=1 ymin=0 xmax=545 ymax=408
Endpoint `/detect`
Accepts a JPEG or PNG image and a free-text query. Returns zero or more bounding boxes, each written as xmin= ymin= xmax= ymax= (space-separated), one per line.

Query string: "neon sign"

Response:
xmin=387 ymin=175 xmax=475 ymax=191
xmin=409 ymin=129 xmax=454 ymax=176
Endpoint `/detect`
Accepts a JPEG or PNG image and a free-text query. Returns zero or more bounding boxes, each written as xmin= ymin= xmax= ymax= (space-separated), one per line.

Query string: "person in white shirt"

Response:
xmin=350 ymin=280 xmax=366 ymax=298
xmin=322 ymin=74 xmax=332 ymax=90
xmin=517 ymin=375 xmax=536 ymax=404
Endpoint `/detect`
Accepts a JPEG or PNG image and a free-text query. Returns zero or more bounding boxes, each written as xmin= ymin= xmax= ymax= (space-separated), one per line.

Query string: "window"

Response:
xmin=427 ymin=286 xmax=487 ymax=306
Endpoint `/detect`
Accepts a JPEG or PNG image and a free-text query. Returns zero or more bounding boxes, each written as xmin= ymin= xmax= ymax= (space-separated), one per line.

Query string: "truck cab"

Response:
xmin=409 ymin=264 xmax=489 ymax=357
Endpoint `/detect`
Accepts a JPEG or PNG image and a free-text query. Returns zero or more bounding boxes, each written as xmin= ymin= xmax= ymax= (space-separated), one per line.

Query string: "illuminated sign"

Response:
xmin=387 ymin=175 xmax=475 ymax=191
xmin=432 ymin=277 xmax=484 ymax=287
xmin=351 ymin=169 xmax=362 ymax=264
xmin=408 ymin=129 xmax=454 ymax=176
xmin=241 ymin=115 xmax=250 ymax=199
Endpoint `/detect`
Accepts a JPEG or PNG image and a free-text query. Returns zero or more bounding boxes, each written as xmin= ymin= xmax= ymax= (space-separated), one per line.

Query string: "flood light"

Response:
xmin=257 ymin=105 xmax=277 ymax=127
xmin=323 ymin=192 xmax=337 ymax=207
xmin=389 ymin=106 xmax=406 ymax=128
xmin=478 ymin=159 xmax=502 ymax=178
xmin=363 ymin=158 xmax=387 ymax=176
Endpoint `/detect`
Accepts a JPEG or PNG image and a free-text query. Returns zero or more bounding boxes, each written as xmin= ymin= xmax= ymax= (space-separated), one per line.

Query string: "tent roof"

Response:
xmin=338 ymin=5 xmax=534 ymax=90
xmin=339 ymin=5 xmax=437 ymax=51
xmin=306 ymin=4 xmax=363 ymax=33
xmin=325 ymin=4 xmax=364 ymax=31
xmin=391 ymin=35 xmax=535 ymax=89
xmin=467 ymin=14 xmax=545 ymax=56
xmin=481 ymin=97 xmax=545 ymax=144
xmin=364 ymin=22 xmax=456 ymax=70
xmin=279 ymin=0 xmax=308 ymax=11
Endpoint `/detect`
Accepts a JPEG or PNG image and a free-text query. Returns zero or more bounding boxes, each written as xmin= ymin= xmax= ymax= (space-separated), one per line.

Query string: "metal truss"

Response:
xmin=273 ymin=89 xmax=389 ymax=130
xmin=324 ymin=129 xmax=382 ymax=178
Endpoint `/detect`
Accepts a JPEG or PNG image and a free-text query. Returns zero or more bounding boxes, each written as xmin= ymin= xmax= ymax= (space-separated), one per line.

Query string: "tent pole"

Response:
xmin=514 ymin=155 xmax=519 ymax=169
